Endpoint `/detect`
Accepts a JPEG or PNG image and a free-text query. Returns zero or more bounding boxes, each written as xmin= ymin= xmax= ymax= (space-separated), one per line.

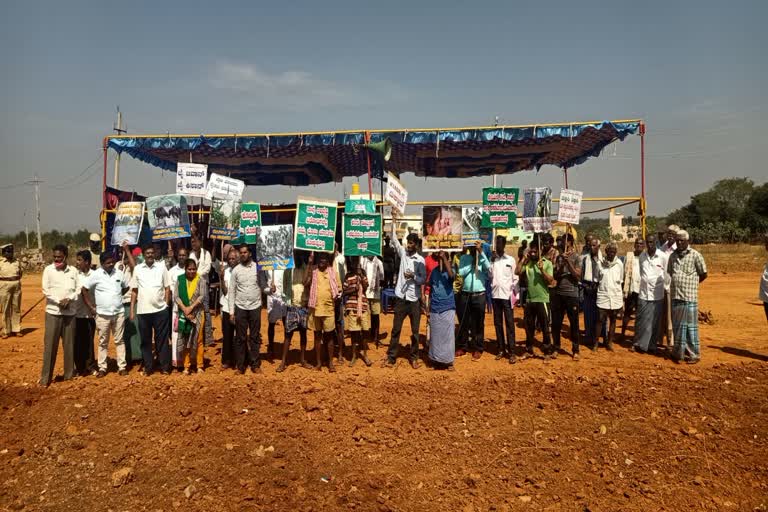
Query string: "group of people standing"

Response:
xmin=17 ymin=221 xmax=768 ymax=386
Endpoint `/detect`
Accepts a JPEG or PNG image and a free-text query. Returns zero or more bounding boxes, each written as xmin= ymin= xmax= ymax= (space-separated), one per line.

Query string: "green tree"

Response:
xmin=742 ymin=183 xmax=768 ymax=234
xmin=667 ymin=178 xmax=755 ymax=228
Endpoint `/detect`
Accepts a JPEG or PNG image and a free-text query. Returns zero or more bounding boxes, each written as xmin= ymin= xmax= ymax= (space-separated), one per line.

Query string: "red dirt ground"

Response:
xmin=1 ymin=272 xmax=766 ymax=511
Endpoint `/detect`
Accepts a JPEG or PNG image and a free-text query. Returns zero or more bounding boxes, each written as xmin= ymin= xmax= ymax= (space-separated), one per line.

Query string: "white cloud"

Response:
xmin=209 ymin=60 xmax=406 ymax=110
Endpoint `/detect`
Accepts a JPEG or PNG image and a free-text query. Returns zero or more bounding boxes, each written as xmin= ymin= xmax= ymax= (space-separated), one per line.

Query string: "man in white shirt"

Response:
xmin=263 ymin=268 xmax=287 ymax=362
xmin=190 ymin=236 xmax=214 ymax=347
xmin=383 ymin=224 xmax=426 ymax=369
xmin=490 ymin=236 xmax=517 ymax=363
xmin=219 ymin=248 xmax=239 ymax=368
xmin=658 ymin=225 xmax=678 ymax=348
xmin=73 ymin=250 xmax=96 ymax=377
xmin=361 ymin=255 xmax=384 ymax=347
xmin=228 ymin=245 xmax=266 ymax=374
xmin=82 ymin=251 xmax=131 ymax=377
xmin=168 ymin=247 xmax=188 ymax=368
xmin=130 ymin=245 xmax=172 ymax=375
xmin=595 ymin=242 xmax=625 ymax=352
xmin=40 ymin=244 xmax=79 ymax=387
xmin=621 ymin=238 xmax=645 ymax=341
xmin=633 ymin=234 xmax=669 ymax=354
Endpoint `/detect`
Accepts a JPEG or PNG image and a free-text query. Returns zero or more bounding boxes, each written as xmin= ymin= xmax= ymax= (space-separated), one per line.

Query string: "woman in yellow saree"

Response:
xmin=174 ymin=259 xmax=207 ymax=374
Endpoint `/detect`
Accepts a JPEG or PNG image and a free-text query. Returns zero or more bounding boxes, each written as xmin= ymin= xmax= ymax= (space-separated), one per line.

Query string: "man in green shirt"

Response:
xmin=515 ymin=239 xmax=555 ymax=360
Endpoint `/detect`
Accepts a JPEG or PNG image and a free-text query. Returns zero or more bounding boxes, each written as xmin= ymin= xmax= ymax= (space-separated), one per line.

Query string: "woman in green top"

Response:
xmin=174 ymin=259 xmax=208 ymax=374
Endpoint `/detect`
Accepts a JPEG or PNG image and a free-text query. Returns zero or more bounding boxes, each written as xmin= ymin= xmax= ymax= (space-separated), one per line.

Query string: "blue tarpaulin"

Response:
xmin=107 ymin=120 xmax=640 ymax=186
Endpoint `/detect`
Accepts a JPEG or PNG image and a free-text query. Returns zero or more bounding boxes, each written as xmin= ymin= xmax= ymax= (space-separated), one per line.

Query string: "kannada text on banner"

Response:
xmin=557 ymin=189 xmax=583 ymax=225
xmin=422 ymin=205 xmax=462 ymax=252
xmin=176 ymin=163 xmax=208 ymax=198
xmin=256 ymin=225 xmax=295 ymax=270
xmin=343 ymin=214 xmax=382 ymax=256
xmin=384 ymin=172 xmax=408 ymax=216
xmin=240 ymin=203 xmax=262 ymax=244
xmin=111 ymin=202 xmax=144 ymax=246
xmin=482 ymin=187 xmax=519 ymax=228
xmin=146 ymin=194 xmax=191 ymax=241
xmin=209 ymin=197 xmax=241 ymax=240
xmin=294 ymin=198 xmax=338 ymax=253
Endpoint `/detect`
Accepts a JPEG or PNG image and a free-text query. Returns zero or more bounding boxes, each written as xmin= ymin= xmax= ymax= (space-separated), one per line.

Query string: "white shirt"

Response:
xmin=190 ymin=249 xmax=212 ymax=277
xmin=760 ymin=263 xmax=768 ymax=303
xmin=361 ymin=257 xmax=384 ymax=300
xmin=596 ymin=258 xmax=625 ymax=310
xmin=264 ymin=269 xmax=286 ymax=312
xmin=490 ymin=254 xmax=518 ymax=300
xmin=75 ymin=269 xmax=94 ymax=318
xmin=630 ymin=256 xmax=641 ymax=294
xmin=661 ymin=241 xmax=676 ymax=255
xmin=168 ymin=264 xmax=185 ymax=290
xmin=220 ymin=266 xmax=234 ymax=308
xmin=334 ymin=253 xmax=347 ymax=283
xmin=83 ymin=267 xmax=129 ymax=316
xmin=391 ymin=236 xmax=425 ymax=302
xmin=116 ymin=262 xmax=133 ymax=304
xmin=130 ymin=262 xmax=172 ymax=314
xmin=639 ymin=251 xmax=669 ymax=301
xmin=42 ymin=264 xmax=79 ymax=316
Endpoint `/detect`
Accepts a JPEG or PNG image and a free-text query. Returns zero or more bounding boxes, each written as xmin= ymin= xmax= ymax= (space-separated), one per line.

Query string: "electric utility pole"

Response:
xmin=25 ymin=175 xmax=44 ymax=250
xmin=113 ymin=106 xmax=127 ymax=188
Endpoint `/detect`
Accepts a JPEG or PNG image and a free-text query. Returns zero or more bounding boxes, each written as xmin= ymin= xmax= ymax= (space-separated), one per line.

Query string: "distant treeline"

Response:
xmin=0 ymin=229 xmax=93 ymax=250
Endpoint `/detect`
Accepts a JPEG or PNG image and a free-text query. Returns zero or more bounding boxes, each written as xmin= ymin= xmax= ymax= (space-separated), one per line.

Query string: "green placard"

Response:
xmin=344 ymin=198 xmax=376 ymax=214
xmin=294 ymin=197 xmax=338 ymax=253
xmin=240 ymin=203 xmax=262 ymax=244
xmin=343 ymin=214 xmax=382 ymax=257
xmin=481 ymin=187 xmax=519 ymax=228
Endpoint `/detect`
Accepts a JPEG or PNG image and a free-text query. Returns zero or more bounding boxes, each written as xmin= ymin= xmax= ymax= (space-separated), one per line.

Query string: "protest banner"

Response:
xmin=239 ymin=203 xmax=262 ymax=244
xmin=209 ymin=197 xmax=242 ymax=240
xmin=294 ymin=197 xmax=338 ymax=253
xmin=384 ymin=171 xmax=408 ymax=216
xmin=557 ymin=189 xmax=583 ymax=225
xmin=176 ymin=163 xmax=208 ymax=198
xmin=110 ymin=202 xmax=144 ymax=246
xmin=205 ymin=173 xmax=245 ymax=201
xmin=146 ymin=194 xmax=191 ymax=240
xmin=481 ymin=187 xmax=519 ymax=228
xmin=344 ymin=198 xmax=376 ymax=214
xmin=522 ymin=187 xmax=552 ymax=233
xmin=462 ymin=206 xmax=493 ymax=247
xmin=343 ymin=214 xmax=382 ymax=257
xmin=422 ymin=205 xmax=462 ymax=252
xmin=255 ymin=225 xmax=295 ymax=270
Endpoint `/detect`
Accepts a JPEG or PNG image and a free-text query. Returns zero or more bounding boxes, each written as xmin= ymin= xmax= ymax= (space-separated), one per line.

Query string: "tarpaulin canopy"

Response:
xmin=107 ymin=119 xmax=640 ymax=187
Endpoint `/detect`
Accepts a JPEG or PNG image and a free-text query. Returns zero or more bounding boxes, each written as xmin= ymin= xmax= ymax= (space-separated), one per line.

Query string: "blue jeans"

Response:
xmin=138 ymin=309 xmax=171 ymax=373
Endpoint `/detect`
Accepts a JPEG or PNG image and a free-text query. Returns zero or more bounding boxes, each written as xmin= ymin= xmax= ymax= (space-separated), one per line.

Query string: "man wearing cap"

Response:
xmin=668 ymin=229 xmax=707 ymax=364
xmin=89 ymin=233 xmax=102 ymax=270
xmin=0 ymin=244 xmax=22 ymax=338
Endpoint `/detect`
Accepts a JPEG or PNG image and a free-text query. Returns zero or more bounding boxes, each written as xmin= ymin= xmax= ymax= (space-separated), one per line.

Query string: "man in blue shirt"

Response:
xmin=457 ymin=241 xmax=491 ymax=361
xmin=383 ymin=223 xmax=426 ymax=369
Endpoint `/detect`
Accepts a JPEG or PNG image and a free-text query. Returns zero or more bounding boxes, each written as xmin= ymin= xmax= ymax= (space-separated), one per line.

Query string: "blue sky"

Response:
xmin=0 ymin=0 xmax=765 ymax=233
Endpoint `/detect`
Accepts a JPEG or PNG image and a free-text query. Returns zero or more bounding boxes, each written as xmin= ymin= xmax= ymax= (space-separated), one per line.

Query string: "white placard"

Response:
xmin=176 ymin=163 xmax=208 ymax=198
xmin=384 ymin=171 xmax=408 ymax=216
xmin=206 ymin=173 xmax=245 ymax=201
xmin=557 ymin=189 xmax=583 ymax=224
